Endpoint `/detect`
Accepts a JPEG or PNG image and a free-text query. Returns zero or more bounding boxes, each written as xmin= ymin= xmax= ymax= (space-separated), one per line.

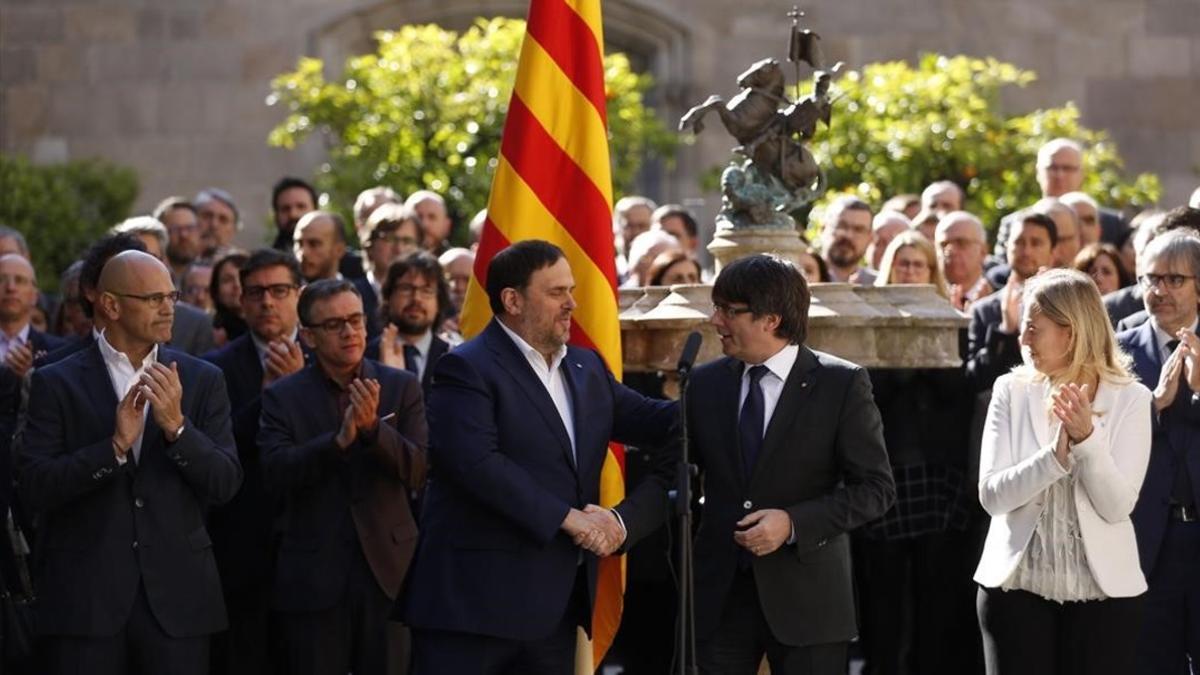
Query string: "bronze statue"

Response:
xmin=679 ymin=8 xmax=841 ymax=229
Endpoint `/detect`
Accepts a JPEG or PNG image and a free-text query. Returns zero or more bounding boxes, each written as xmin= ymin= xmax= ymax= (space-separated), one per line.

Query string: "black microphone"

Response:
xmin=676 ymin=331 xmax=703 ymax=377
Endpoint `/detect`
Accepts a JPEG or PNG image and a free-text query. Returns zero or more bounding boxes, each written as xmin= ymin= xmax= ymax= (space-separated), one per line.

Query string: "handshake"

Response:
xmin=561 ymin=504 xmax=626 ymax=557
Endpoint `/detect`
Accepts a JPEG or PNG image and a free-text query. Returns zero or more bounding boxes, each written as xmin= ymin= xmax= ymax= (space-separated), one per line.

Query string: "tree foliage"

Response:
xmin=267 ymin=17 xmax=678 ymax=236
xmin=0 ymin=154 xmax=139 ymax=292
xmin=807 ymin=54 xmax=1160 ymax=237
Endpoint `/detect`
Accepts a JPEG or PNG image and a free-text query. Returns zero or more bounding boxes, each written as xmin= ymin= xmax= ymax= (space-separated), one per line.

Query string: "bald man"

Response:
xmin=19 ymin=251 xmax=240 ymax=675
xmin=295 ymin=211 xmax=381 ymax=337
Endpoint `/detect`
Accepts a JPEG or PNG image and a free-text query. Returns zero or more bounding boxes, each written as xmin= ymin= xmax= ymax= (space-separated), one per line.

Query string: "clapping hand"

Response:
xmin=3 ymin=342 xmax=34 ymax=378
xmin=336 ymin=378 xmax=381 ymax=450
xmin=139 ymin=362 xmax=184 ymax=434
xmin=263 ymin=339 xmax=305 ymax=387
xmin=1154 ymin=341 xmax=1186 ymax=413
xmin=113 ymin=384 xmax=144 ymax=460
xmin=999 ymin=276 xmax=1023 ymax=334
xmin=1178 ymin=329 xmax=1200 ymax=394
xmin=378 ymin=325 xmax=407 ymax=371
xmin=1052 ymin=383 xmax=1093 ymax=444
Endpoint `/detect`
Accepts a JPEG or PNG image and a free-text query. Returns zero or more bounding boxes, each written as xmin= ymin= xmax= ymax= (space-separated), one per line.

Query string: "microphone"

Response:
xmin=676 ymin=331 xmax=703 ymax=377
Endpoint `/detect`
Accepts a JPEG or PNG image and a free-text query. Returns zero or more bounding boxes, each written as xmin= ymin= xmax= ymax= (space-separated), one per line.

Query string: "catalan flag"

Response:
xmin=456 ymin=0 xmax=625 ymax=669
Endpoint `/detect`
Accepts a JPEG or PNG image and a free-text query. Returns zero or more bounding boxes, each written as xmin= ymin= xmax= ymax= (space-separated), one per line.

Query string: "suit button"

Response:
xmin=743 ymin=500 xmax=753 ymax=510
xmin=134 ymin=498 xmax=144 ymax=509
xmin=132 ymin=540 xmax=138 ymax=550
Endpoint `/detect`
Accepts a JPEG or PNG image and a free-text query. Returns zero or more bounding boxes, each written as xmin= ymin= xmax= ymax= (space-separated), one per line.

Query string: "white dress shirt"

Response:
xmin=0 ymin=323 xmax=30 ymax=363
xmin=250 ymin=328 xmax=300 ymax=368
xmin=497 ymin=320 xmax=575 ymax=457
xmin=407 ymin=330 xmax=434 ymax=382
xmin=97 ymin=331 xmax=157 ymax=463
xmin=738 ymin=343 xmax=800 ymax=436
xmin=1150 ymin=316 xmax=1199 ymax=362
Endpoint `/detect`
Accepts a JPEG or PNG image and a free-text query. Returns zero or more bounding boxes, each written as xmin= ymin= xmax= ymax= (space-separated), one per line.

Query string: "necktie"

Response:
xmin=739 ymin=365 xmax=770 ymax=476
xmin=402 ymin=344 xmax=420 ymax=375
xmin=1163 ymin=339 xmax=1196 ymax=508
xmin=1166 ymin=339 xmax=1180 ymax=362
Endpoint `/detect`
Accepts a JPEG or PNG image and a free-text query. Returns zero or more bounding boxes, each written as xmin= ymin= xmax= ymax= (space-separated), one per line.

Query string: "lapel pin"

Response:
xmin=575 ymin=362 xmax=582 ymax=369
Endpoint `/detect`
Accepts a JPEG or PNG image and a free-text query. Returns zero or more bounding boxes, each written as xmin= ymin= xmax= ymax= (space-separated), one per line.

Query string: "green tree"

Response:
xmin=0 ymin=154 xmax=139 ymax=292
xmin=805 ymin=54 xmax=1159 ymax=239
xmin=267 ymin=17 xmax=677 ymax=239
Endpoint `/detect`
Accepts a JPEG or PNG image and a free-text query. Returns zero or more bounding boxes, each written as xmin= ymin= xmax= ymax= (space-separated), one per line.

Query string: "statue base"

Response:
xmin=707 ymin=224 xmax=808 ymax=274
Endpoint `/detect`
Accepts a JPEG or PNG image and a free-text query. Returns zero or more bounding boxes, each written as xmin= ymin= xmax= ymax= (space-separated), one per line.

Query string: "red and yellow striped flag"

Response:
xmin=457 ymin=0 xmax=625 ymax=669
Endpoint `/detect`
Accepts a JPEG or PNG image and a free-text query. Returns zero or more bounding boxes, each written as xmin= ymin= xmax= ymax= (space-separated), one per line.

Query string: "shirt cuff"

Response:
xmin=786 ymin=519 xmax=796 ymax=545
xmin=609 ymin=508 xmax=628 ymax=541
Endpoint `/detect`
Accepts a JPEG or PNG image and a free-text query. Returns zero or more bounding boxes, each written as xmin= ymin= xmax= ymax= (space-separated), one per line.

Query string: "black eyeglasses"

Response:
xmin=307 ymin=313 xmax=366 ymax=333
xmin=1139 ymin=273 xmax=1195 ymax=290
xmin=243 ymin=283 xmax=298 ymax=301
xmin=392 ymin=283 xmax=436 ymax=299
xmin=712 ymin=302 xmax=754 ymax=319
xmin=110 ymin=291 xmax=180 ymax=308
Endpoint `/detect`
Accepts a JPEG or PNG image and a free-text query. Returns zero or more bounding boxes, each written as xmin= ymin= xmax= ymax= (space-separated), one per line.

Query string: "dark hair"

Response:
xmin=803 ymin=250 xmax=832 ymax=282
xmin=648 ymin=250 xmax=702 ymax=286
xmin=382 ymin=251 xmax=453 ymax=326
xmin=210 ymin=251 xmax=249 ymax=339
xmin=271 ymin=176 xmax=318 ymax=213
xmin=298 ymin=278 xmax=359 ymax=326
xmin=655 ymin=205 xmax=699 ymax=239
xmin=1161 ymin=206 xmax=1200 ymax=235
xmin=79 ymin=233 xmax=147 ymax=318
xmin=151 ymin=196 xmax=196 ymax=222
xmin=1073 ymin=242 xmax=1135 ymax=289
xmin=711 ymin=254 xmax=810 ymax=345
xmin=485 ymin=240 xmax=565 ymax=316
xmin=1012 ymin=210 xmax=1059 ymax=248
xmin=239 ymin=248 xmax=301 ymax=288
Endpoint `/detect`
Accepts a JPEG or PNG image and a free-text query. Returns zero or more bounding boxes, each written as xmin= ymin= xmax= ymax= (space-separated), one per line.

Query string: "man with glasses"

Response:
xmin=935 ymin=211 xmax=992 ymax=311
xmin=360 ymin=203 xmax=423 ymax=302
xmin=196 ymin=188 xmax=242 ymax=258
xmin=203 ymin=249 xmax=307 ymax=675
xmin=820 ymin=196 xmax=877 ymax=285
xmin=368 ymin=251 xmax=452 ymax=397
xmin=1116 ymin=230 xmax=1200 ymax=674
xmin=20 ymin=250 xmax=241 ymax=674
xmin=259 ymin=279 xmax=427 ymax=675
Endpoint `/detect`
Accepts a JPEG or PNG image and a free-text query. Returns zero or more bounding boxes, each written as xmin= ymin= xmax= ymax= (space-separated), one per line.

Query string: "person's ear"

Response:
xmin=299 ymin=327 xmax=317 ymax=350
xmin=501 ymin=287 xmax=522 ymax=316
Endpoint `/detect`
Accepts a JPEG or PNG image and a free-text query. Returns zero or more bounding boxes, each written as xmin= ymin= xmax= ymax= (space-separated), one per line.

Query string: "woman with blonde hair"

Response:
xmin=975 ymin=268 xmax=1152 ymax=675
xmin=875 ymin=230 xmax=950 ymax=298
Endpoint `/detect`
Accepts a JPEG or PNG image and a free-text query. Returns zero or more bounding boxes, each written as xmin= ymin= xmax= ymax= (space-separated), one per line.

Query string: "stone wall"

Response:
xmin=2 ymin=0 xmax=1197 ymax=251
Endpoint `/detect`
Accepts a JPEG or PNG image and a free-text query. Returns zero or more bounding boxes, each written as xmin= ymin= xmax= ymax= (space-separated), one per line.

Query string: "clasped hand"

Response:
xmin=733 ymin=509 xmax=792 ymax=557
xmin=335 ymin=378 xmax=381 ymax=450
xmin=562 ymin=505 xmax=625 ymax=557
xmin=114 ymin=362 xmax=184 ymax=458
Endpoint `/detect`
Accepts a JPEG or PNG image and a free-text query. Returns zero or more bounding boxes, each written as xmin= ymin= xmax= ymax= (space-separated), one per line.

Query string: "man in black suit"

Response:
xmin=258 ymin=279 xmax=427 ymax=675
xmin=967 ymin=211 xmax=1058 ymax=392
xmin=294 ymin=210 xmax=380 ymax=338
xmin=401 ymin=240 xmax=678 ymax=674
xmin=367 ymin=251 xmax=453 ymax=396
xmin=19 ymin=251 xmax=241 ymax=675
xmin=1115 ymin=230 xmax=1200 ymax=674
xmin=202 ymin=249 xmax=308 ymax=675
xmin=686 ymin=254 xmax=894 ymax=675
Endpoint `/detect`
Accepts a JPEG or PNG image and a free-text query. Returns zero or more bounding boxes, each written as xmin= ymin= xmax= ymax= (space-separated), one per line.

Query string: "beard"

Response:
xmin=826 ymin=239 xmax=861 ymax=268
xmin=392 ymin=314 xmax=434 ymax=336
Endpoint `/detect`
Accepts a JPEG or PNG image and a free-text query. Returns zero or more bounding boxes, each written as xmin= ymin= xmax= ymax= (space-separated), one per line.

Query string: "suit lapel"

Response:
xmin=562 ymin=354 xmax=588 ymax=476
xmin=80 ymin=343 xmax=119 ymax=436
xmin=422 ymin=336 xmax=448 ymax=391
xmin=714 ymin=358 xmax=746 ymax=488
xmin=483 ymin=322 xmax=575 ymax=468
xmin=750 ymin=347 xmax=819 ymax=487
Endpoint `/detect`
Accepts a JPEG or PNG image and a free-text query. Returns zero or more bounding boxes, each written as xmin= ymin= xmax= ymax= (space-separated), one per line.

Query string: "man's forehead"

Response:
xmin=311 ymin=291 xmax=362 ymax=316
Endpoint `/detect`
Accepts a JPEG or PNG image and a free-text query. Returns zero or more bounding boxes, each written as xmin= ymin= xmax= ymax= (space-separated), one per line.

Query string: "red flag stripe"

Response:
xmin=527 ymin=0 xmax=608 ymax=124
xmin=500 ymin=95 xmax=617 ymax=288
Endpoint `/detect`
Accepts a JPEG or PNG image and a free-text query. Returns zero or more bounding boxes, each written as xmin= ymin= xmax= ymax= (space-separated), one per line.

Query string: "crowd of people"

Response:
xmin=0 ymin=134 xmax=1198 ymax=675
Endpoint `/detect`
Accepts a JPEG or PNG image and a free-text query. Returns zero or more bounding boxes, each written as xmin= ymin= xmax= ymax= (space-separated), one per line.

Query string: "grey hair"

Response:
xmin=1139 ymin=230 xmax=1200 ymax=291
xmin=110 ymin=216 xmax=168 ymax=254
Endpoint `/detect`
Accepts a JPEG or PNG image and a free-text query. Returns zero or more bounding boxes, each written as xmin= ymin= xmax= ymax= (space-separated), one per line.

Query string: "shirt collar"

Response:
xmin=1150 ymin=316 xmax=1200 ymax=355
xmin=250 ymin=327 xmax=299 ymax=364
xmin=497 ymin=319 xmax=568 ymax=371
xmin=0 ymin=323 xmax=30 ymax=345
xmin=743 ymin=343 xmax=799 ymax=383
xmin=97 ymin=329 xmax=158 ymax=372
xmin=412 ymin=329 xmax=433 ymax=357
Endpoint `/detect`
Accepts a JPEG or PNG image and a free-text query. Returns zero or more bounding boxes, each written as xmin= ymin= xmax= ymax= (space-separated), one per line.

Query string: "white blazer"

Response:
xmin=973 ymin=372 xmax=1152 ymax=598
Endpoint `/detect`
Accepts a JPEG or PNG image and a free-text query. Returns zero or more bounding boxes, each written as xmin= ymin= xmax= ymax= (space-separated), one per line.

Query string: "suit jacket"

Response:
xmin=170 ymin=302 xmax=216 ymax=356
xmin=364 ymin=331 xmax=450 ymax=397
xmin=966 ymin=291 xmax=1022 ymax=392
xmin=18 ymin=343 xmax=241 ymax=637
xmin=258 ymin=359 xmax=427 ymax=611
xmin=687 ymin=347 xmax=894 ymax=647
xmin=349 ymin=276 xmax=383 ymax=339
xmin=400 ymin=319 xmax=678 ymax=641
xmin=1104 ymin=285 xmax=1145 ymax=329
xmin=202 ymin=334 xmax=312 ymax=598
xmin=1117 ymin=321 xmax=1200 ymax=574
xmin=994 ymin=207 xmax=1127 ymax=258
xmin=974 ymin=373 xmax=1151 ymax=597
xmin=1 ymin=329 xmax=66 ymax=510
xmin=1115 ymin=308 xmax=1149 ymax=333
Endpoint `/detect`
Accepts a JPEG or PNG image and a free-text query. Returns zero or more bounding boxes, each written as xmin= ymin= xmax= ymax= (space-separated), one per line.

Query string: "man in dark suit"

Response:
xmin=367 ymin=251 xmax=453 ymax=396
xmin=401 ymin=240 xmax=678 ymax=674
xmin=18 ymin=251 xmax=241 ymax=675
xmin=294 ymin=210 xmax=381 ymax=338
xmin=202 ymin=249 xmax=308 ymax=675
xmin=1116 ymin=230 xmax=1200 ymax=674
xmin=686 ymin=254 xmax=894 ymax=675
xmin=258 ymin=279 xmax=427 ymax=675
xmin=967 ymin=211 xmax=1058 ymax=392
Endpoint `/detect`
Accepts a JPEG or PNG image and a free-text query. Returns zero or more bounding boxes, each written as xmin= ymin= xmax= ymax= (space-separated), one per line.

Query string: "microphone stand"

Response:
xmin=674 ymin=354 xmax=700 ymax=675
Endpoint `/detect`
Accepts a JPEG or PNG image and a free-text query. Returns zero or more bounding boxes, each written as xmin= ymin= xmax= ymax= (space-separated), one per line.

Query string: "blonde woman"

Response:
xmin=875 ymin=230 xmax=950 ymax=298
xmin=975 ymin=268 xmax=1152 ymax=674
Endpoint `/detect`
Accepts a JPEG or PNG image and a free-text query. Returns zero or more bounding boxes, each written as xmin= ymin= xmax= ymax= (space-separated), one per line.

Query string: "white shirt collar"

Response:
xmin=411 ymin=329 xmax=434 ymax=358
xmin=497 ymin=319 xmax=568 ymax=372
xmin=97 ymin=330 xmax=158 ymax=374
xmin=250 ymin=327 xmax=299 ymax=365
xmin=744 ymin=343 xmax=800 ymax=383
xmin=1150 ymin=316 xmax=1199 ymax=357
xmin=0 ymin=323 xmax=30 ymax=345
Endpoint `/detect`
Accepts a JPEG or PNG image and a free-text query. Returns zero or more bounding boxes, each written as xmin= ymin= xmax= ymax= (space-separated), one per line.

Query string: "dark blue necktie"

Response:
xmin=402 ymin=344 xmax=420 ymax=375
xmin=739 ymin=365 xmax=770 ymax=476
